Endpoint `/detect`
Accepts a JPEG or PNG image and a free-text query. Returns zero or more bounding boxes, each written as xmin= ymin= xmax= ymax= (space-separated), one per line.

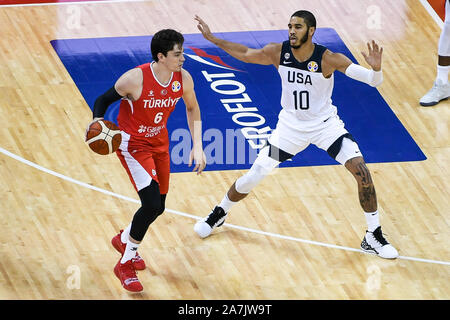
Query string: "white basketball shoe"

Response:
xmin=194 ymin=206 xmax=227 ymax=238
xmin=420 ymin=82 xmax=450 ymax=106
xmin=361 ymin=226 xmax=399 ymax=259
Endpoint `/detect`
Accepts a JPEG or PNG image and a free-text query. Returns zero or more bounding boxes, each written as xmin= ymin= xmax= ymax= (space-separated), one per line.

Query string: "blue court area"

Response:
xmin=51 ymin=29 xmax=426 ymax=173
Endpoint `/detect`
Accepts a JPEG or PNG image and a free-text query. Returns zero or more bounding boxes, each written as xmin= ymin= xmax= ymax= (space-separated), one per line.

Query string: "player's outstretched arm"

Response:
xmin=182 ymin=69 xmax=207 ymax=174
xmin=324 ymin=40 xmax=383 ymax=87
xmin=195 ymin=15 xmax=280 ymax=66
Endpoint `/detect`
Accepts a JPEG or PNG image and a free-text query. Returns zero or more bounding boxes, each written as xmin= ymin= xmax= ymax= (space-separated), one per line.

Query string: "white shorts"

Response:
xmin=268 ymin=114 xmax=362 ymax=165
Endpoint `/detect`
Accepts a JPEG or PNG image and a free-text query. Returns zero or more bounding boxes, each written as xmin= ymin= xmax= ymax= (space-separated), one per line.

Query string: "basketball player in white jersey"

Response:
xmin=193 ymin=11 xmax=399 ymax=259
xmin=420 ymin=0 xmax=450 ymax=106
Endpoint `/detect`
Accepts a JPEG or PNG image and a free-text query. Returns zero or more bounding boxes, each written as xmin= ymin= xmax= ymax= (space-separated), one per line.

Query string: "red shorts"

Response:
xmin=116 ymin=131 xmax=170 ymax=194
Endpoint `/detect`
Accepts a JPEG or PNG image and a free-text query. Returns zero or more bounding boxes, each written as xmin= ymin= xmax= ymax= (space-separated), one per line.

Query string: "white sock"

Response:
xmin=121 ymin=223 xmax=132 ymax=243
xmin=436 ymin=65 xmax=449 ymax=85
xmin=218 ymin=194 xmax=237 ymax=213
xmin=120 ymin=239 xmax=139 ymax=264
xmin=364 ymin=210 xmax=380 ymax=232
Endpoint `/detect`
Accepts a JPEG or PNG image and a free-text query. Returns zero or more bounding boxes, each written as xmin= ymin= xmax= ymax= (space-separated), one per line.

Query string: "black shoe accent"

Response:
xmin=361 ymin=227 xmax=389 ymax=254
xmin=205 ymin=206 xmax=227 ymax=228
xmin=372 ymin=226 xmax=389 ymax=246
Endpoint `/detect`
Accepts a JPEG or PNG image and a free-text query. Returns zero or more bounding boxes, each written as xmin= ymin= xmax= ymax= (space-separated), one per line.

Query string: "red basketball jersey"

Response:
xmin=117 ymin=62 xmax=183 ymax=152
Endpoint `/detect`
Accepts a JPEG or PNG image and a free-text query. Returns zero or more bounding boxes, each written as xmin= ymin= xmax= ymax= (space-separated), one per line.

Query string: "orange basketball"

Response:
xmin=85 ymin=120 xmax=122 ymax=155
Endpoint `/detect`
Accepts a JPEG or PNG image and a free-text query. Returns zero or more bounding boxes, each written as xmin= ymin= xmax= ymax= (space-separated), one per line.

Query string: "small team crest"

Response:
xmin=172 ymin=81 xmax=181 ymax=92
xmin=161 ymin=89 xmax=168 ymax=95
xmin=307 ymin=61 xmax=319 ymax=72
xmin=284 ymin=53 xmax=290 ymax=60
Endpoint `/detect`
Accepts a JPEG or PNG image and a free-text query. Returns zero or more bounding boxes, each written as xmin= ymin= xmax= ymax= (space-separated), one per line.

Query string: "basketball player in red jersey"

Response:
xmin=88 ymin=29 xmax=206 ymax=292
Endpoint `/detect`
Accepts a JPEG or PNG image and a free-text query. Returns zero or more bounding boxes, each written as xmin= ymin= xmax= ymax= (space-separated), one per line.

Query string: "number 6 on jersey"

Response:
xmin=154 ymin=112 xmax=163 ymax=124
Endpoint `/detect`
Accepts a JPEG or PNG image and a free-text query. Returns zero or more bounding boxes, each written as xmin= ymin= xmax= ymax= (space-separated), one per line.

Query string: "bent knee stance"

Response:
xmin=235 ymin=146 xmax=281 ymax=194
xmin=235 ymin=164 xmax=271 ymax=194
xmin=130 ymin=180 xmax=163 ymax=241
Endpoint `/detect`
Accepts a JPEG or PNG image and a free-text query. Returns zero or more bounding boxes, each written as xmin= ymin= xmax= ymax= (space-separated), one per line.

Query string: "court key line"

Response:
xmin=1 ymin=146 xmax=449 ymax=266
xmin=419 ymin=0 xmax=444 ymax=29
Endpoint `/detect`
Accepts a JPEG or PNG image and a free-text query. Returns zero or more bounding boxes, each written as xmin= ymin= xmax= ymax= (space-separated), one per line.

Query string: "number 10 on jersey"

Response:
xmin=293 ymin=90 xmax=310 ymax=110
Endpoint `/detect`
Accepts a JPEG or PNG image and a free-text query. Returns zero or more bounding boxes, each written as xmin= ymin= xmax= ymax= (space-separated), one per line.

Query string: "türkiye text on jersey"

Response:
xmin=143 ymin=96 xmax=182 ymax=109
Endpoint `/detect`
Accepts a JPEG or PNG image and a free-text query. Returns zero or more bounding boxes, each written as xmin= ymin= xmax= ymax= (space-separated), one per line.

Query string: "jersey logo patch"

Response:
xmin=307 ymin=61 xmax=319 ymax=72
xmin=172 ymin=81 xmax=181 ymax=92
xmin=283 ymin=52 xmax=292 ymax=64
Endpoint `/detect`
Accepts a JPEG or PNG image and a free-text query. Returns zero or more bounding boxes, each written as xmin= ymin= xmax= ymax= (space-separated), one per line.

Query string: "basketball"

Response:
xmin=85 ymin=120 xmax=122 ymax=155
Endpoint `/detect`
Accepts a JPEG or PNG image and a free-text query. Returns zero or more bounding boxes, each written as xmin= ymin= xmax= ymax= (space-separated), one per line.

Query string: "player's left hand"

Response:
xmin=361 ymin=40 xmax=383 ymax=71
xmin=189 ymin=147 xmax=207 ymax=175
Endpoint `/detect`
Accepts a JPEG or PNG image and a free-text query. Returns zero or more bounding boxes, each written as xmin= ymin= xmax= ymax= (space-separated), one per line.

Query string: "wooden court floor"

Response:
xmin=0 ymin=0 xmax=448 ymax=300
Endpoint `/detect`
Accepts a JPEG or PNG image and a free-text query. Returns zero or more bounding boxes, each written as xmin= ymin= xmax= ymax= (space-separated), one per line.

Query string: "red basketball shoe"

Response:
xmin=111 ymin=230 xmax=146 ymax=270
xmin=114 ymin=259 xmax=143 ymax=292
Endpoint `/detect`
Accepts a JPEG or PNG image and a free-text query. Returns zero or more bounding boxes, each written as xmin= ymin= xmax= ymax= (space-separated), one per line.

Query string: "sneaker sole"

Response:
xmin=361 ymin=247 xmax=378 ymax=255
xmin=420 ymin=96 xmax=449 ymax=106
xmin=361 ymin=247 xmax=398 ymax=259
xmin=114 ymin=263 xmax=143 ymax=292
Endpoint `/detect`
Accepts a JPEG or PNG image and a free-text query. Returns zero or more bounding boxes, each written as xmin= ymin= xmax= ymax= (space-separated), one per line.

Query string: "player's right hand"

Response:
xmin=85 ymin=117 xmax=103 ymax=141
xmin=195 ymin=15 xmax=213 ymax=41
xmin=189 ymin=147 xmax=207 ymax=175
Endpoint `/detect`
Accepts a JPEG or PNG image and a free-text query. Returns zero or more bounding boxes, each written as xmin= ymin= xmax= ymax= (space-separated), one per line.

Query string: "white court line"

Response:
xmin=1 ymin=146 xmax=449 ymax=266
xmin=0 ymin=0 xmax=147 ymax=8
xmin=419 ymin=0 xmax=444 ymax=29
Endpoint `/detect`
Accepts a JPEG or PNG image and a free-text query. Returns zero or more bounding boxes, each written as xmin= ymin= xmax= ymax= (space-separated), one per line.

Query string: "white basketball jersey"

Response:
xmin=278 ymin=42 xmax=337 ymax=129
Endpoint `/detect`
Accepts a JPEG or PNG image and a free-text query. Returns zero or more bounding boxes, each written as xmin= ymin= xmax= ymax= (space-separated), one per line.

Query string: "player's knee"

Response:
xmin=235 ymin=170 xmax=257 ymax=194
xmin=138 ymin=181 xmax=163 ymax=220
xmin=235 ymin=163 xmax=274 ymax=194
xmin=140 ymin=197 xmax=161 ymax=214
xmin=141 ymin=201 xmax=161 ymax=217
xmin=329 ymin=135 xmax=362 ymax=165
xmin=155 ymin=204 xmax=164 ymax=216
xmin=235 ymin=146 xmax=282 ymax=194
xmin=130 ymin=199 xmax=162 ymax=242
xmin=345 ymin=157 xmax=373 ymax=187
xmin=155 ymin=194 xmax=166 ymax=217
